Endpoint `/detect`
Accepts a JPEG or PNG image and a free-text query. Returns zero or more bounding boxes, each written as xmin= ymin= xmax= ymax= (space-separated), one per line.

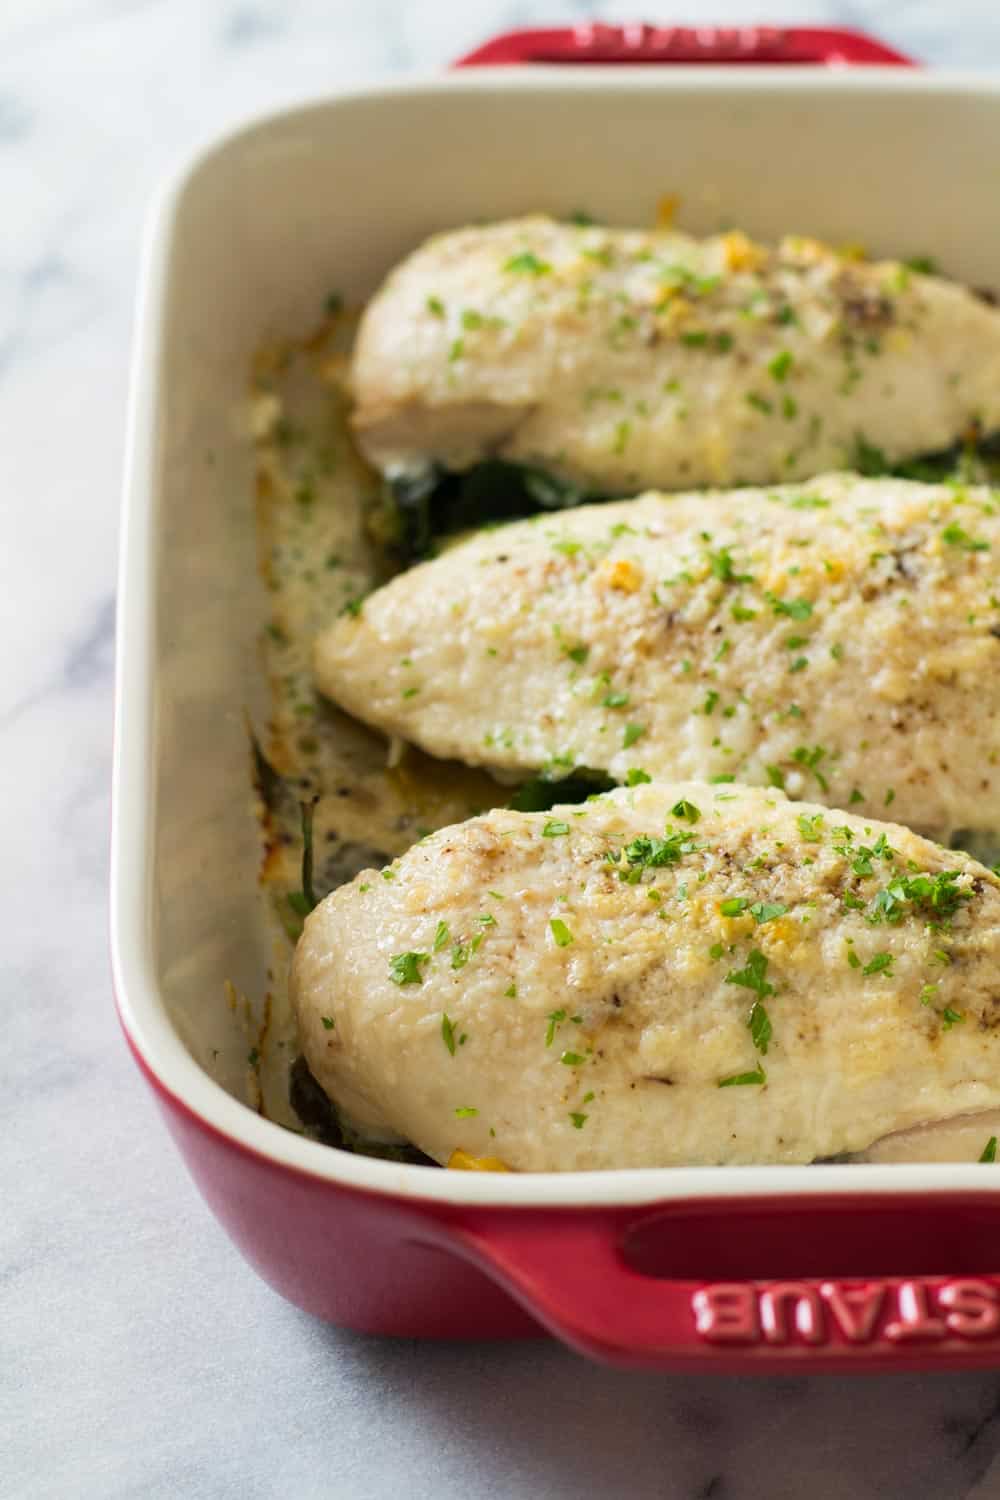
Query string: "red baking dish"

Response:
xmin=112 ymin=27 xmax=1000 ymax=1371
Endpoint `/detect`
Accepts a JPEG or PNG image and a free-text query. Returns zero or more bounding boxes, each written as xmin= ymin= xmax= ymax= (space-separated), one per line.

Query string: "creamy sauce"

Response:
xmin=249 ymin=313 xmax=507 ymax=1150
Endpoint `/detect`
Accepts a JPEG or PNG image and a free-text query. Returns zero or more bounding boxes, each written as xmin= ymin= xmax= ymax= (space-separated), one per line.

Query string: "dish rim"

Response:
xmin=112 ymin=62 xmax=1000 ymax=1209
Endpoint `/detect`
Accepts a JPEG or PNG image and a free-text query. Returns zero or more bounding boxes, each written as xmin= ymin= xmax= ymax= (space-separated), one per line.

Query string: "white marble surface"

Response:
xmin=7 ymin=2 xmax=1000 ymax=1496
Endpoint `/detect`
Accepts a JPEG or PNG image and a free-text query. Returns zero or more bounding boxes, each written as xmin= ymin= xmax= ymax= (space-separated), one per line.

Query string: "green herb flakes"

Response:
xmin=671 ymin=799 xmax=701 ymax=824
xmin=545 ymin=1009 xmax=566 ymax=1046
xmin=942 ymin=523 xmax=990 ymax=552
xmin=750 ymin=901 xmax=787 ymax=926
xmin=718 ymin=1065 xmax=766 ymax=1088
xmin=504 ymin=251 xmax=552 ymax=276
xmin=389 ymin=951 xmax=428 ymax=986
xmin=550 ymin=918 xmax=574 ymax=947
xmin=748 ymin=1001 xmax=772 ymax=1055
xmin=797 ymin=812 xmax=825 ymax=841
xmin=441 ymin=1014 xmax=457 ymax=1055
xmin=725 ymin=949 xmax=776 ymax=1000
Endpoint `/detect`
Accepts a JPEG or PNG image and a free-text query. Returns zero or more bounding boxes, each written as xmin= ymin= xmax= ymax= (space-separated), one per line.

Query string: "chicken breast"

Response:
xmin=314 ymin=474 xmax=1000 ymax=841
xmin=351 ymin=216 xmax=1000 ymax=492
xmin=291 ymin=781 xmax=1000 ymax=1170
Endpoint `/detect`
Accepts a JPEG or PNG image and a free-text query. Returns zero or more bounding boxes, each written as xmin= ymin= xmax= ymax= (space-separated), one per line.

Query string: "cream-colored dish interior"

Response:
xmin=146 ymin=72 xmax=1000 ymax=1168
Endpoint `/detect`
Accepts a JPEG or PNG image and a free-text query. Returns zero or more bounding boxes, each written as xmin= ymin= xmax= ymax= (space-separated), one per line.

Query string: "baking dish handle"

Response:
xmin=441 ymin=1205 xmax=1000 ymax=1370
xmin=453 ymin=25 xmax=914 ymax=69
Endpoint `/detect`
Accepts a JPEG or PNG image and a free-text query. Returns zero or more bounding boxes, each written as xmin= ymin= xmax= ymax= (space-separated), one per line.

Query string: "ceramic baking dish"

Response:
xmin=112 ymin=26 xmax=1000 ymax=1372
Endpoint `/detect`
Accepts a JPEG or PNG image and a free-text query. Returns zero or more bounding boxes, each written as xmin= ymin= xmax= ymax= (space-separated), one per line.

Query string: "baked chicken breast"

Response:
xmin=291 ymin=781 xmax=1000 ymax=1170
xmin=314 ymin=474 xmax=1000 ymax=841
xmin=351 ymin=216 xmax=1000 ymax=492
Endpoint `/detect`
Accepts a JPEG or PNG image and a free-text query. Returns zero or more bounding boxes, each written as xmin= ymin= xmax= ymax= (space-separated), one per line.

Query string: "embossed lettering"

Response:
xmin=939 ymin=1280 xmax=1000 ymax=1338
xmin=820 ymin=1282 xmax=886 ymax=1343
xmin=759 ymin=1283 xmax=825 ymax=1344
xmin=885 ymin=1281 xmax=947 ymax=1342
xmin=692 ymin=1284 xmax=758 ymax=1342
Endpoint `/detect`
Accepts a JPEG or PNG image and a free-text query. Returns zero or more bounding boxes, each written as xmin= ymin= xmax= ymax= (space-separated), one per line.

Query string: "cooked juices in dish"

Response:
xmin=351 ymin=216 xmax=1000 ymax=492
xmin=314 ymin=474 xmax=1000 ymax=843
xmin=291 ymin=781 xmax=1000 ymax=1171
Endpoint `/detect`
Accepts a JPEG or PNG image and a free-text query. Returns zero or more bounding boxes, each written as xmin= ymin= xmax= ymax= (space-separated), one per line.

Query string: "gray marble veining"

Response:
xmin=6 ymin=2 xmax=1000 ymax=1496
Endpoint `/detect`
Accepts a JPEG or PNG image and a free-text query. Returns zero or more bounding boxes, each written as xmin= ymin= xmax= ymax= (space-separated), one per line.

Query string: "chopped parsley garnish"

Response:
xmin=389 ymin=951 xmax=428 ymax=986
xmin=942 ymin=1007 xmax=964 ymax=1029
xmin=767 ymin=593 xmax=813 ymax=620
xmin=791 ymin=743 xmax=829 ymax=792
xmin=709 ymin=546 xmax=752 ymax=584
xmin=626 ymin=768 xmax=651 ymax=786
xmin=426 ymin=295 xmax=445 ymax=318
xmin=454 ymin=1106 xmax=478 ymax=1118
xmin=725 ymin=949 xmax=775 ymax=999
xmin=980 ymin=1136 xmax=998 ymax=1163
xmin=765 ymin=765 xmax=785 ymax=790
xmin=862 ymin=951 xmax=894 ymax=977
xmin=550 ymin=918 xmax=574 ymax=947
xmin=504 ymin=982 xmax=517 ymax=998
xmin=941 ymin=523 xmax=990 ymax=552
xmin=603 ymin=691 xmax=630 ymax=708
xmin=768 ymin=350 xmax=793 ymax=382
xmin=720 ymin=897 xmax=750 ymax=917
xmin=623 ymin=723 xmax=646 ymax=748
xmin=748 ymin=1001 xmax=772 ymax=1055
xmin=569 ymin=1112 xmax=588 ymax=1129
xmin=612 ymin=830 xmax=697 ymax=880
xmin=433 ymin=921 xmax=450 ymax=952
xmin=542 ymin=819 xmax=570 ymax=837
xmin=867 ymin=869 xmax=969 ymax=926
xmin=451 ymin=944 xmax=470 ymax=970
xmin=504 ymin=251 xmax=551 ymax=275
xmin=750 ymin=901 xmax=787 ymax=925
xmin=671 ymin=799 xmax=701 ymax=823
xmin=441 ymin=1014 xmax=457 ymax=1055
xmin=797 ymin=812 xmax=824 ymax=841
xmin=718 ymin=1065 xmax=766 ymax=1088
xmin=560 ymin=1051 xmax=586 ymax=1067
xmin=320 ymin=1016 xmax=335 ymax=1031
xmin=545 ymin=1009 xmax=566 ymax=1046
